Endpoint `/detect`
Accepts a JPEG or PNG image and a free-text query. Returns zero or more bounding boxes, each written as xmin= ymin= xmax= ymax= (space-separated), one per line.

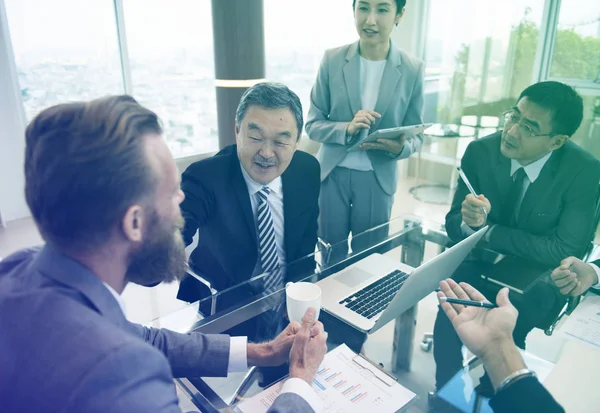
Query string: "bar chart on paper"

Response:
xmin=236 ymin=344 xmax=415 ymax=412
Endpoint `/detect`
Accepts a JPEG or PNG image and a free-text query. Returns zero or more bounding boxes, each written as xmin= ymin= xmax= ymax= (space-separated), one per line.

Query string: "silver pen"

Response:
xmin=457 ymin=167 xmax=487 ymax=216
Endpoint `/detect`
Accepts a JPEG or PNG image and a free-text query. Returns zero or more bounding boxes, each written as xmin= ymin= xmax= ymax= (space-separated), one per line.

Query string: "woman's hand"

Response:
xmin=346 ymin=110 xmax=381 ymax=137
xmin=360 ymin=136 xmax=406 ymax=155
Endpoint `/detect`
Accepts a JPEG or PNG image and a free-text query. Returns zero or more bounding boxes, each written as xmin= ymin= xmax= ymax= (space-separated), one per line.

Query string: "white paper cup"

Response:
xmin=285 ymin=282 xmax=321 ymax=323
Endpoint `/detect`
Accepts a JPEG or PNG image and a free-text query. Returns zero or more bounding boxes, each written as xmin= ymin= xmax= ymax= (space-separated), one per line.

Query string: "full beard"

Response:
xmin=125 ymin=212 xmax=187 ymax=287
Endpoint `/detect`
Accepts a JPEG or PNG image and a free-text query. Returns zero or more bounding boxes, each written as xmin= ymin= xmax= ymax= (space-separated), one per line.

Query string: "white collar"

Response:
xmin=239 ymin=161 xmax=282 ymax=196
xmin=510 ymin=151 xmax=552 ymax=184
xmin=103 ymin=282 xmax=127 ymax=316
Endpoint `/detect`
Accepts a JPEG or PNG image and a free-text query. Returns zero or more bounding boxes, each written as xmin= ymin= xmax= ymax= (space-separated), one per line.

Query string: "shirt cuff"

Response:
xmin=590 ymin=263 xmax=600 ymax=289
xmin=461 ymin=221 xmax=476 ymax=237
xmin=227 ymin=336 xmax=248 ymax=372
xmin=280 ymin=378 xmax=323 ymax=412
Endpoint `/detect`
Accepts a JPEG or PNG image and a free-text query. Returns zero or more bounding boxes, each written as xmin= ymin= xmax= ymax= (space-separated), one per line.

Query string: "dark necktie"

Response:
xmin=501 ymin=167 xmax=527 ymax=226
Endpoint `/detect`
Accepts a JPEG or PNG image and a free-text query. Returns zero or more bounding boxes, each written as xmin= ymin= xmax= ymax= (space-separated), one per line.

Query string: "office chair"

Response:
xmin=184 ymin=263 xmax=218 ymax=316
xmin=182 ymin=234 xmax=332 ymax=401
xmin=543 ymin=187 xmax=600 ymax=335
xmin=182 ymin=235 xmax=259 ymax=401
xmin=184 ymin=264 xmax=261 ymax=402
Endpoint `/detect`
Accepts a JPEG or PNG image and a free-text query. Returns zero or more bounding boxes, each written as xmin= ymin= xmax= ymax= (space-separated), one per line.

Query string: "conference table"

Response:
xmin=148 ymin=214 xmax=597 ymax=412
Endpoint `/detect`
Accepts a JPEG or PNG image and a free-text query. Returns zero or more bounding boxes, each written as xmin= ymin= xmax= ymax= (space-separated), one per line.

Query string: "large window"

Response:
xmin=5 ymin=0 xmax=217 ymax=158
xmin=123 ymin=0 xmax=218 ymax=157
xmin=413 ymin=0 xmax=547 ymax=185
xmin=5 ymin=0 xmax=123 ymax=120
xmin=550 ymin=0 xmax=600 ymax=82
xmin=424 ymin=0 xmax=546 ymax=124
xmin=264 ymin=0 xmax=357 ymax=135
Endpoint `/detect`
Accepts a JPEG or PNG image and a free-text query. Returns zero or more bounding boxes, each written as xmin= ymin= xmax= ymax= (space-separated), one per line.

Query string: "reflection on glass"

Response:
xmin=5 ymin=0 xmax=123 ymax=120
xmin=417 ymin=0 xmax=545 ymax=185
xmin=424 ymin=0 xmax=545 ymax=124
xmin=550 ymin=0 xmax=600 ymax=81
xmin=124 ymin=0 xmax=218 ymax=158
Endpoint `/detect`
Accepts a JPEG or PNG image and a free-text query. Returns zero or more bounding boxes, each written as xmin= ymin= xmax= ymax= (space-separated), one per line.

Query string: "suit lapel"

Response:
xmin=494 ymin=137 xmax=512 ymax=201
xmin=230 ymin=153 xmax=258 ymax=246
xmin=517 ymin=150 xmax=560 ymax=225
xmin=281 ymin=157 xmax=305 ymax=261
xmin=281 ymin=171 xmax=295 ymax=260
xmin=372 ymin=44 xmax=402 ymax=129
xmin=342 ymin=42 xmax=361 ymax=116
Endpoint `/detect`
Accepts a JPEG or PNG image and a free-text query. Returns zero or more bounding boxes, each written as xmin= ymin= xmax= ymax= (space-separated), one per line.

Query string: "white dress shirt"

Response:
xmin=462 ymin=151 xmax=553 ymax=238
xmin=339 ymin=56 xmax=386 ymax=171
xmin=102 ymin=282 xmax=322 ymax=411
xmin=239 ymin=162 xmax=287 ymax=275
xmin=591 ymin=263 xmax=600 ymax=289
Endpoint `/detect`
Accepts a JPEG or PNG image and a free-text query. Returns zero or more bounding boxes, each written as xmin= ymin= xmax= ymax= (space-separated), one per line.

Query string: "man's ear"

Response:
xmin=122 ymin=205 xmax=144 ymax=242
xmin=550 ymin=134 xmax=569 ymax=151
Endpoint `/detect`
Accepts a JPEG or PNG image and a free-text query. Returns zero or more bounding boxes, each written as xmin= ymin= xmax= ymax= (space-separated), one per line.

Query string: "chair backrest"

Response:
xmin=298 ymin=137 xmax=321 ymax=156
xmin=583 ymin=183 xmax=600 ymax=261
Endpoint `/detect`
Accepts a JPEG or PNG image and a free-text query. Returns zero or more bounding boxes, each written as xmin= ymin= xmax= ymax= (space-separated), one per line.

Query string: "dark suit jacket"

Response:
xmin=490 ymin=376 xmax=564 ymax=413
xmin=177 ymin=145 xmax=320 ymax=305
xmin=0 ymin=247 xmax=312 ymax=413
xmin=447 ymin=132 xmax=600 ymax=268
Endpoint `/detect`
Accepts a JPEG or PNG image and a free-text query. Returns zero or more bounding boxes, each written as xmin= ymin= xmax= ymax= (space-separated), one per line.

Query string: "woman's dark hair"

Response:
xmin=352 ymin=0 xmax=407 ymax=12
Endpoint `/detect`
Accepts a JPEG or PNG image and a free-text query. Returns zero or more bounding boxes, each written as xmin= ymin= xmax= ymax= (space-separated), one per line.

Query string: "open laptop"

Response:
xmin=317 ymin=227 xmax=488 ymax=333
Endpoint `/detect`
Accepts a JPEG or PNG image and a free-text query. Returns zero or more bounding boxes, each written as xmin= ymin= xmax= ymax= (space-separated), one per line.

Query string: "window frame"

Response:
xmin=535 ymin=0 xmax=600 ymax=94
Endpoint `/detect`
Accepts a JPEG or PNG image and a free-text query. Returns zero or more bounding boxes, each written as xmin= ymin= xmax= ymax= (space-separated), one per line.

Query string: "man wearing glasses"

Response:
xmin=432 ymin=81 xmax=600 ymax=395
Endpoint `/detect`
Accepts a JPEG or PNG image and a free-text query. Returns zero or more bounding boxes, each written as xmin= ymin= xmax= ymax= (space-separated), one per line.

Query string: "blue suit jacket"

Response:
xmin=306 ymin=41 xmax=425 ymax=195
xmin=0 ymin=247 xmax=314 ymax=413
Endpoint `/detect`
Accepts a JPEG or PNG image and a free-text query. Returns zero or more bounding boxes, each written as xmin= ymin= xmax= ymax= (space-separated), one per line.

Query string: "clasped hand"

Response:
xmin=551 ymin=256 xmax=599 ymax=296
xmin=254 ymin=308 xmax=327 ymax=385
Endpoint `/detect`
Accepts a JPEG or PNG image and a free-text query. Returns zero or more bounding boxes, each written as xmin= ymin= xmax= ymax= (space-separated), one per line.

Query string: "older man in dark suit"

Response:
xmin=177 ymin=83 xmax=320 ymax=330
xmin=0 ymin=96 xmax=327 ymax=413
xmin=433 ymin=81 xmax=600 ymax=390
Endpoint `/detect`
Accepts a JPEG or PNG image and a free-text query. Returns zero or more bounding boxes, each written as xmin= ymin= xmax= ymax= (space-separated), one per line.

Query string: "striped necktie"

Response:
xmin=256 ymin=187 xmax=283 ymax=290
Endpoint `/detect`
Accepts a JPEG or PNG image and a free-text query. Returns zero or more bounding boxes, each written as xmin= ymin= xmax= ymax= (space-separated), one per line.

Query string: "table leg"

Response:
xmin=392 ymin=229 xmax=425 ymax=373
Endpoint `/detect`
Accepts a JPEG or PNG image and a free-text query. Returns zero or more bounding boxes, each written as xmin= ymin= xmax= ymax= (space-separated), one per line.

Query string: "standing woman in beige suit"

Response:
xmin=306 ymin=0 xmax=424 ymax=263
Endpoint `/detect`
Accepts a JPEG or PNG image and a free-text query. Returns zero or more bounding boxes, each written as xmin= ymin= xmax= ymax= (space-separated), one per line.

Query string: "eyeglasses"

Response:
xmin=501 ymin=110 xmax=553 ymax=138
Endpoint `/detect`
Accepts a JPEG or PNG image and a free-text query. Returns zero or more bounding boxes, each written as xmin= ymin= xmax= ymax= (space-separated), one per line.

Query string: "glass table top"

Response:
xmin=151 ymin=214 xmax=452 ymax=412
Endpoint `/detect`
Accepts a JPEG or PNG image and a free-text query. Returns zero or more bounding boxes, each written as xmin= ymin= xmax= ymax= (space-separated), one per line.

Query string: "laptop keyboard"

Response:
xmin=338 ymin=269 xmax=409 ymax=320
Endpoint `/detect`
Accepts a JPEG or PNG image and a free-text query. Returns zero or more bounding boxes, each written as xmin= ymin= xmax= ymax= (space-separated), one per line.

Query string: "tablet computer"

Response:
xmin=348 ymin=123 xmax=432 ymax=151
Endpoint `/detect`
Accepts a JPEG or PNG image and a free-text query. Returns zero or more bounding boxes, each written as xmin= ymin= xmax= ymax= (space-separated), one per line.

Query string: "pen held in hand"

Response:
xmin=457 ymin=167 xmax=487 ymax=217
xmin=439 ymin=296 xmax=498 ymax=309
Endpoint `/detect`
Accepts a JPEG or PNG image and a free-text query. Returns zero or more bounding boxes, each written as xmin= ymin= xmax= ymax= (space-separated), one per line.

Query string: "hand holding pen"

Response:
xmin=437 ymin=279 xmax=518 ymax=360
xmin=457 ymin=167 xmax=491 ymax=228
